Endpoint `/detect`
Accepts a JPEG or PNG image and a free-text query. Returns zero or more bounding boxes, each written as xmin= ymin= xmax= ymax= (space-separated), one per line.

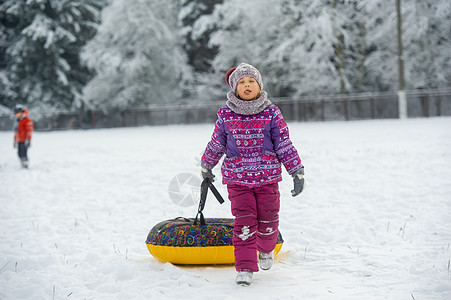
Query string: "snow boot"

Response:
xmin=235 ymin=271 xmax=253 ymax=286
xmin=20 ymin=158 xmax=29 ymax=169
xmin=258 ymin=251 xmax=274 ymax=270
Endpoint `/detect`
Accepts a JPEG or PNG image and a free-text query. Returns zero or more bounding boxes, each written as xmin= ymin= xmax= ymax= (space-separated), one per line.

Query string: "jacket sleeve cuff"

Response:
xmin=289 ymin=165 xmax=304 ymax=176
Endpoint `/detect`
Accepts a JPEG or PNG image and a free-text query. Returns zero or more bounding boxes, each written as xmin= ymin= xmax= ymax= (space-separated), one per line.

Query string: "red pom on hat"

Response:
xmin=225 ymin=67 xmax=237 ymax=88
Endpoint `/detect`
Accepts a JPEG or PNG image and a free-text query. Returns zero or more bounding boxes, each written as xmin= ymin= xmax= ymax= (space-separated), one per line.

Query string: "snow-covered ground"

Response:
xmin=1 ymin=117 xmax=450 ymax=299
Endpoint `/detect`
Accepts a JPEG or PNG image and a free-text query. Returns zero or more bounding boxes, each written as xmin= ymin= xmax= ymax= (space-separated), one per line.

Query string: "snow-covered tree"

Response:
xmin=0 ymin=20 xmax=17 ymax=107
xmin=178 ymin=0 xmax=223 ymax=73
xmin=2 ymin=0 xmax=448 ymax=113
xmin=196 ymin=0 xmax=449 ymax=99
xmin=360 ymin=0 xmax=405 ymax=92
xmin=0 ymin=0 xmax=105 ymax=111
xmin=403 ymin=0 xmax=451 ymax=90
xmin=82 ymin=0 xmax=192 ymax=110
xmin=271 ymin=0 xmax=355 ymax=96
xmin=200 ymin=0 xmax=286 ymax=100
xmin=361 ymin=0 xmax=451 ymax=92
xmin=208 ymin=0 xmax=359 ymax=98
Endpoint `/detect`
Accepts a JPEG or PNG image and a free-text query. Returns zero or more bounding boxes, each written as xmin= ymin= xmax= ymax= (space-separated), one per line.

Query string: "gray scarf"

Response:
xmin=226 ymin=91 xmax=271 ymax=115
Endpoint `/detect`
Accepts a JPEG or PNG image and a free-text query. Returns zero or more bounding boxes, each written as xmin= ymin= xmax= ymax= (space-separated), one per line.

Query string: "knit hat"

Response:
xmin=13 ymin=104 xmax=26 ymax=113
xmin=225 ymin=63 xmax=263 ymax=91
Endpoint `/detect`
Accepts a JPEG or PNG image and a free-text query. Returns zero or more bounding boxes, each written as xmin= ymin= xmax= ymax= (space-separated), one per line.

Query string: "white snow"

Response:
xmin=1 ymin=117 xmax=450 ymax=299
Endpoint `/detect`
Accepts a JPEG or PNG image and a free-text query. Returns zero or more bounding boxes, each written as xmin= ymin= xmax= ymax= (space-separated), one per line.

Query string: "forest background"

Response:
xmin=0 ymin=0 xmax=450 ymax=114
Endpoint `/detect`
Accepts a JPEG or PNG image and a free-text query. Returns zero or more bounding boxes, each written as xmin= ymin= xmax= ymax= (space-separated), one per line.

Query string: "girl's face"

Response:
xmin=236 ymin=76 xmax=261 ymax=100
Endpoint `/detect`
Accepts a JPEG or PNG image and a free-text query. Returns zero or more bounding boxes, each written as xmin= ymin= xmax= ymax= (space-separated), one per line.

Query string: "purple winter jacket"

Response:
xmin=201 ymin=104 xmax=303 ymax=188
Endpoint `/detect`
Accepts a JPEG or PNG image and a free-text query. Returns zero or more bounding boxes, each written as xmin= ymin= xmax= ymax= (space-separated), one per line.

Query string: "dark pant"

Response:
xmin=227 ymin=183 xmax=280 ymax=272
xmin=18 ymin=142 xmax=28 ymax=161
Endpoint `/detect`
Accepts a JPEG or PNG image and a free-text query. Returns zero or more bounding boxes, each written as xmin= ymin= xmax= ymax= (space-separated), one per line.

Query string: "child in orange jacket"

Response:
xmin=13 ymin=104 xmax=34 ymax=168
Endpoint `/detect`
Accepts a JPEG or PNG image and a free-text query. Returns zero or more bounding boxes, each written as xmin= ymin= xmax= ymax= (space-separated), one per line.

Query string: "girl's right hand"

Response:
xmin=201 ymin=167 xmax=215 ymax=182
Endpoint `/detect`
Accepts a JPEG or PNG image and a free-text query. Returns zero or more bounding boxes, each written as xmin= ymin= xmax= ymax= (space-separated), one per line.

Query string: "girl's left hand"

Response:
xmin=291 ymin=168 xmax=305 ymax=197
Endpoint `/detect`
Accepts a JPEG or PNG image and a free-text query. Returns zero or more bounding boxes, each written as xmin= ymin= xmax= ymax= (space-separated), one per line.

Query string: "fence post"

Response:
xmin=436 ymin=95 xmax=441 ymax=116
xmin=132 ymin=110 xmax=137 ymax=126
xmin=121 ymin=110 xmax=126 ymax=127
xmin=398 ymin=90 xmax=407 ymax=119
xmin=300 ymin=101 xmax=304 ymax=122
xmin=293 ymin=100 xmax=299 ymax=122
xmin=78 ymin=109 xmax=83 ymax=129
xmin=421 ymin=93 xmax=430 ymax=117
xmin=370 ymin=97 xmax=375 ymax=119
xmin=356 ymin=97 xmax=362 ymax=119
xmin=344 ymin=97 xmax=349 ymax=120
xmin=91 ymin=111 xmax=96 ymax=128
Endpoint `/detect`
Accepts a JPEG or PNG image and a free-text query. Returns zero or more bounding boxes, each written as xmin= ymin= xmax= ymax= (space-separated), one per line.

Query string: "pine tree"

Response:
xmin=361 ymin=0 xmax=450 ymax=92
xmin=178 ymin=0 xmax=223 ymax=73
xmin=0 ymin=18 xmax=17 ymax=106
xmin=82 ymin=0 xmax=192 ymax=110
xmin=403 ymin=0 xmax=451 ymax=90
xmin=0 ymin=0 xmax=105 ymax=111
xmin=206 ymin=0 xmax=365 ymax=98
xmin=205 ymin=0 xmax=286 ymax=99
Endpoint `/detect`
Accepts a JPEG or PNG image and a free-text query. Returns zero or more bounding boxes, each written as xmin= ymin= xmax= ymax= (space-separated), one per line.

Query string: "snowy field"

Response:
xmin=1 ymin=117 xmax=450 ymax=299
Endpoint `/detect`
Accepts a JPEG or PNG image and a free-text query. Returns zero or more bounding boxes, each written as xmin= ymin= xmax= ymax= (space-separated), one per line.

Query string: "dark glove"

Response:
xmin=13 ymin=141 xmax=17 ymax=148
xmin=201 ymin=167 xmax=215 ymax=182
xmin=291 ymin=168 xmax=305 ymax=197
xmin=25 ymin=139 xmax=31 ymax=149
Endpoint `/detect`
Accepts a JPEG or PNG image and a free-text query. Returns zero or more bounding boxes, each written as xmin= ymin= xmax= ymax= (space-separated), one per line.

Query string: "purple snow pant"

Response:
xmin=227 ymin=183 xmax=280 ymax=272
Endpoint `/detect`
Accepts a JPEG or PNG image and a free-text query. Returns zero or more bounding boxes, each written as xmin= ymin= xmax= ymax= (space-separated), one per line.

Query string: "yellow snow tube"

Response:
xmin=146 ymin=217 xmax=283 ymax=265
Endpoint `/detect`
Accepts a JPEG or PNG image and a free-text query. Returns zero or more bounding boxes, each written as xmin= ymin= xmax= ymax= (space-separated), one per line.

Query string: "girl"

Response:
xmin=200 ymin=63 xmax=305 ymax=285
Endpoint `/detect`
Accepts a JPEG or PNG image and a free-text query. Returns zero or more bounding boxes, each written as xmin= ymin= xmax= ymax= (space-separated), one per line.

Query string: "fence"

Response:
xmin=1 ymin=89 xmax=450 ymax=131
xmin=274 ymin=89 xmax=451 ymax=121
